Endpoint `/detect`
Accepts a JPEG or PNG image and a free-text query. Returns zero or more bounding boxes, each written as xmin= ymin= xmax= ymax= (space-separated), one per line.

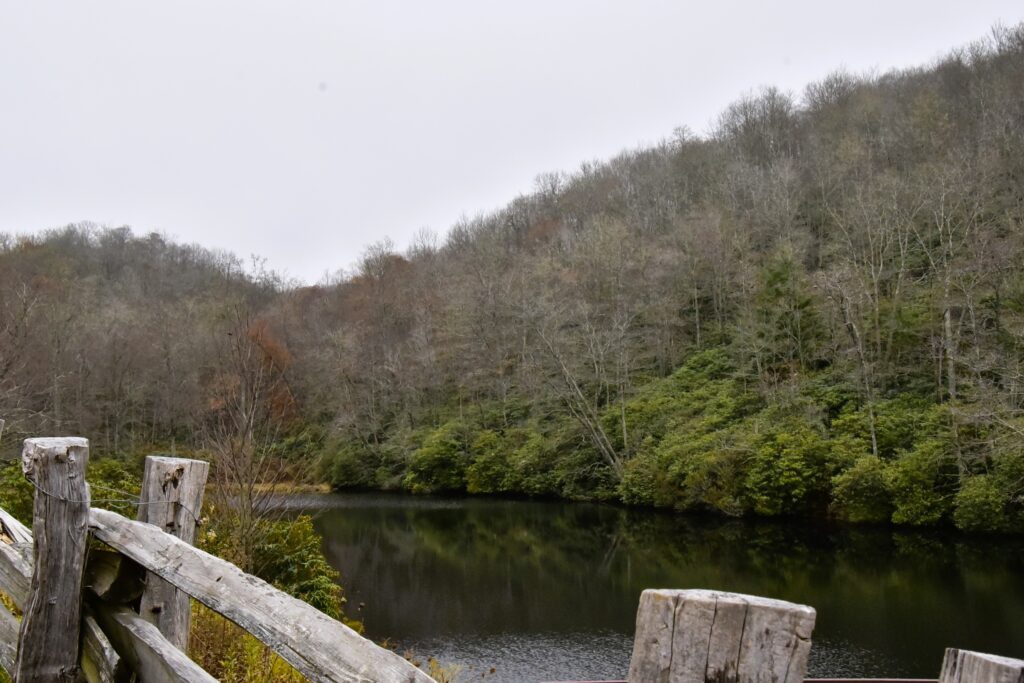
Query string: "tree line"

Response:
xmin=2 ymin=24 xmax=1023 ymax=532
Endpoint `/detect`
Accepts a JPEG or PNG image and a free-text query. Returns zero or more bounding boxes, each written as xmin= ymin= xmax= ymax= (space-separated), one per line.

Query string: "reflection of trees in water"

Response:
xmin=313 ymin=495 xmax=1024 ymax=674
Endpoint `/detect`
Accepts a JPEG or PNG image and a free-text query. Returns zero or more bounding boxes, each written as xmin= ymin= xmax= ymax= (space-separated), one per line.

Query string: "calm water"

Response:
xmin=285 ymin=493 xmax=1024 ymax=682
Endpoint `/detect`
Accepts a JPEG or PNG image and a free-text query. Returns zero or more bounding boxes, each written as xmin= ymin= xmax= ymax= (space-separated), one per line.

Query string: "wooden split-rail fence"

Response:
xmin=0 ymin=434 xmax=434 ymax=683
xmin=0 ymin=428 xmax=1022 ymax=683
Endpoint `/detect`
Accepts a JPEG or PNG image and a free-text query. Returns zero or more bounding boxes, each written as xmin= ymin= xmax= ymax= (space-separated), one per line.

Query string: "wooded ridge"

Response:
xmin=1 ymin=24 xmax=1023 ymax=532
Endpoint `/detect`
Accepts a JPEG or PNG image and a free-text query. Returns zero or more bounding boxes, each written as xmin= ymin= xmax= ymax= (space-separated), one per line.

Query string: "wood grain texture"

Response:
xmin=136 ymin=456 xmax=209 ymax=652
xmin=0 ymin=509 xmax=32 ymax=544
xmin=0 ymin=603 xmax=17 ymax=675
xmin=702 ymin=592 xmax=748 ymax=683
xmin=627 ymin=589 xmax=816 ymax=683
xmin=0 ymin=509 xmax=33 ymax=609
xmin=939 ymin=649 xmax=1024 ymax=683
xmin=15 ymin=437 xmax=91 ymax=683
xmin=90 ymin=603 xmax=216 ymax=683
xmin=90 ymin=507 xmax=434 ymax=683
xmin=629 ymin=589 xmax=676 ymax=683
xmin=85 ymin=549 xmax=146 ymax=605
xmin=80 ymin=611 xmax=132 ymax=683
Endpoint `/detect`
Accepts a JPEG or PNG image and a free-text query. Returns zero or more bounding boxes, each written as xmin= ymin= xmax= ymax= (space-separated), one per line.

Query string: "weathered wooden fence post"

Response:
xmin=136 ymin=455 xmax=209 ymax=651
xmin=939 ymin=648 xmax=1024 ymax=683
xmin=628 ymin=589 xmax=816 ymax=683
xmin=14 ymin=437 xmax=91 ymax=683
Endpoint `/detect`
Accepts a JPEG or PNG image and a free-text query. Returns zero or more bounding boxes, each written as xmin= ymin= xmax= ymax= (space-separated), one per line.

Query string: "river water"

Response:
xmin=285 ymin=493 xmax=1024 ymax=682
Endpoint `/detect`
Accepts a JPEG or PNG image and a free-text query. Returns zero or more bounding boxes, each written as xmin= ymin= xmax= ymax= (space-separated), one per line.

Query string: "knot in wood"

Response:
xmin=21 ymin=455 xmax=36 ymax=480
xmin=160 ymin=465 xmax=186 ymax=492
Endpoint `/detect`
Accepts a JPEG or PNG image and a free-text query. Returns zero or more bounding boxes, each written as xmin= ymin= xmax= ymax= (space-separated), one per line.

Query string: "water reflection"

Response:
xmin=290 ymin=494 xmax=1024 ymax=682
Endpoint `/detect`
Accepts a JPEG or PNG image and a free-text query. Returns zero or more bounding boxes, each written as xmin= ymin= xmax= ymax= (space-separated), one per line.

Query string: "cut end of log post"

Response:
xmin=21 ymin=437 xmax=90 ymax=480
xmin=939 ymin=648 xmax=1024 ymax=683
xmin=627 ymin=589 xmax=816 ymax=683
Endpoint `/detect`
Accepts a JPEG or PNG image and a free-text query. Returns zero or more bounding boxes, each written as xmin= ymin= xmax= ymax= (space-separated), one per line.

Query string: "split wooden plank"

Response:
xmin=80 ymin=611 xmax=132 ymax=683
xmin=627 ymin=589 xmax=816 ymax=683
xmin=0 ymin=508 xmax=32 ymax=609
xmin=939 ymin=648 xmax=1024 ymax=683
xmin=0 ymin=496 xmax=24 ymax=677
xmin=15 ymin=437 xmax=91 ymax=683
xmin=0 ymin=602 xmax=17 ymax=675
xmin=136 ymin=456 xmax=209 ymax=651
xmin=0 ymin=508 xmax=32 ymax=544
xmin=90 ymin=507 xmax=435 ymax=683
xmin=89 ymin=603 xmax=216 ymax=683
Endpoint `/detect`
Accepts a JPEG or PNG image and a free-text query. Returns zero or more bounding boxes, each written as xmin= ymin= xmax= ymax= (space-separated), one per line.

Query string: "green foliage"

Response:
xmin=953 ymin=475 xmax=1008 ymax=532
xmin=558 ymin=445 xmax=619 ymax=501
xmin=744 ymin=418 xmax=830 ymax=516
xmin=405 ymin=420 xmax=471 ymax=493
xmin=271 ymin=422 xmax=327 ymax=462
xmin=200 ymin=513 xmax=353 ymax=624
xmin=830 ymin=396 xmax=939 ymax=459
xmin=738 ymin=252 xmax=825 ymax=380
xmin=0 ymin=458 xmax=34 ymax=524
xmin=0 ymin=455 xmax=141 ymax=524
xmin=831 ymin=456 xmax=892 ymax=523
xmin=666 ymin=433 xmax=747 ymax=516
xmin=465 ymin=429 xmax=510 ymax=494
xmin=992 ymin=449 xmax=1024 ymax=530
xmin=610 ymin=348 xmax=745 ymax=448
xmin=619 ymin=446 xmax=659 ymax=506
xmin=617 ymin=352 xmax=760 ymax=516
xmin=192 ymin=506 xmax=360 ymax=680
xmin=506 ymin=427 xmax=560 ymax=497
xmin=325 ymin=442 xmax=377 ymax=489
xmin=87 ymin=457 xmax=142 ymax=519
xmin=885 ymin=439 xmax=954 ymax=525
xmin=251 ymin=515 xmax=346 ymax=620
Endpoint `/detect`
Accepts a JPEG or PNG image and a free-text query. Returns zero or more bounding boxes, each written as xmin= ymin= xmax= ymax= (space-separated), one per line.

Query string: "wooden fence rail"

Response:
xmin=1 ymin=432 xmax=1023 ymax=683
xmin=0 ymin=435 xmax=432 ymax=683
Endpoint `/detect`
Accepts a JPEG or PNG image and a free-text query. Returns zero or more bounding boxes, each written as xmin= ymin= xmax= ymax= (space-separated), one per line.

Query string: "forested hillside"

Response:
xmin=2 ymin=25 xmax=1024 ymax=532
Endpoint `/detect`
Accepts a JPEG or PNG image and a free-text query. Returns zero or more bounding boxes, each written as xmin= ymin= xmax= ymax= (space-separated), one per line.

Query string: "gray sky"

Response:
xmin=2 ymin=1 xmax=1022 ymax=284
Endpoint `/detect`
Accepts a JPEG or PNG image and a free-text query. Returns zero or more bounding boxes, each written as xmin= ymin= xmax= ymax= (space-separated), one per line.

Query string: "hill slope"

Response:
xmin=2 ymin=24 xmax=1023 ymax=531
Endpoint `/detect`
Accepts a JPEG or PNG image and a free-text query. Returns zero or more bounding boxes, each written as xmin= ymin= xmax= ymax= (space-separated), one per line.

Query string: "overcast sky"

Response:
xmin=2 ymin=1 xmax=1022 ymax=284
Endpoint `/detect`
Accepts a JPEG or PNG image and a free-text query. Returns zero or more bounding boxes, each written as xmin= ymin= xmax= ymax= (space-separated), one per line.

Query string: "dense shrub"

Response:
xmin=618 ymin=445 xmax=659 ymax=506
xmin=954 ymin=475 xmax=1008 ymax=532
xmin=831 ymin=456 xmax=892 ymax=523
xmin=465 ymin=429 xmax=513 ymax=494
xmin=886 ymin=439 xmax=954 ymax=525
xmin=404 ymin=421 xmax=471 ymax=493
xmin=744 ymin=419 xmax=830 ymax=516
xmin=251 ymin=515 xmax=347 ymax=619
xmin=325 ymin=442 xmax=377 ymax=489
xmin=507 ymin=427 xmax=559 ymax=496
